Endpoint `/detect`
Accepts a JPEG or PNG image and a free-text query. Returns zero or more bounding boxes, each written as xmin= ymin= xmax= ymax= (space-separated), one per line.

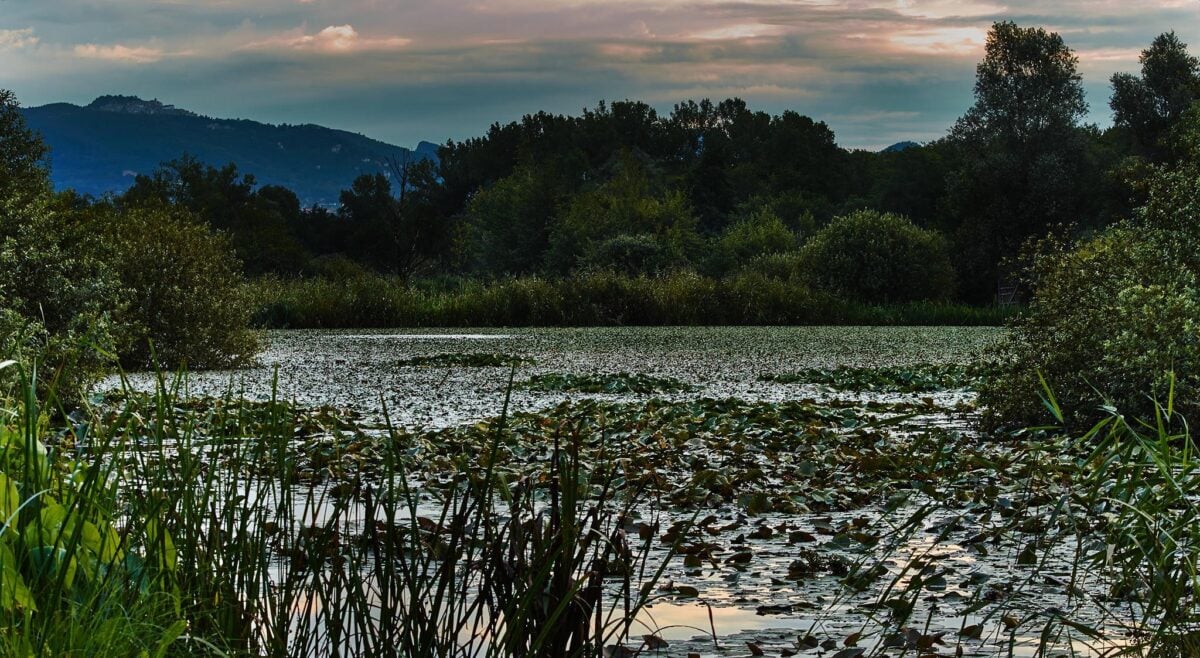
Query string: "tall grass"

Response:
xmin=248 ymin=271 xmax=1013 ymax=329
xmin=0 ymin=364 xmax=688 ymax=657
xmin=1065 ymin=377 xmax=1200 ymax=656
xmin=4 ymin=353 xmax=1196 ymax=657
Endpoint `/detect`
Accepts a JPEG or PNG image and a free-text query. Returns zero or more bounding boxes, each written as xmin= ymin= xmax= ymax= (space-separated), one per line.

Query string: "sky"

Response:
xmin=1 ymin=1 xmax=1198 ymax=150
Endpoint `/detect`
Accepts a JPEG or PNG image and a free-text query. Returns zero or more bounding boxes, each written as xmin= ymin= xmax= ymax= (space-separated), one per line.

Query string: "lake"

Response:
xmin=110 ymin=326 xmax=999 ymax=427
xmin=102 ymin=325 xmax=1137 ymax=657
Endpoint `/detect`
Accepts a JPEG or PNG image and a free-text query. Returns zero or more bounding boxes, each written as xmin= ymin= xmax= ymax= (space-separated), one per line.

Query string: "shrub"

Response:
xmin=706 ymin=207 xmax=799 ymax=277
xmin=578 ymin=233 xmax=671 ymax=276
xmin=797 ymin=209 xmax=956 ymax=304
xmin=306 ymin=253 xmax=373 ymax=281
xmin=974 ymin=110 xmax=1200 ymax=431
xmin=979 ymin=167 xmax=1200 ymax=430
xmin=739 ymin=251 xmax=806 ymax=282
xmin=721 ymin=271 xmax=828 ymax=324
xmin=89 ymin=205 xmax=258 ymax=370
xmin=0 ymin=92 xmax=259 ymax=402
xmin=246 ymin=271 xmax=1007 ymax=328
xmin=0 ymin=196 xmax=120 ymax=403
xmin=0 ymin=94 xmax=119 ymax=402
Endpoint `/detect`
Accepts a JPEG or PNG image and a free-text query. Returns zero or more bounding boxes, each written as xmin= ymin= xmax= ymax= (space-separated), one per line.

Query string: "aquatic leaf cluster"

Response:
xmin=220 ymin=390 xmax=1188 ymax=657
xmin=397 ymin=352 xmax=534 ymax=368
xmin=279 ymin=396 xmax=977 ymax=513
xmin=761 ymin=364 xmax=982 ymax=392
xmin=522 ymin=373 xmax=697 ymax=395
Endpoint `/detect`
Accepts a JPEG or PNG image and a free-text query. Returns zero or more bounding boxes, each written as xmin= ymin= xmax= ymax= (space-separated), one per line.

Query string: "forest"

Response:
xmin=83 ymin=26 xmax=1200 ymax=317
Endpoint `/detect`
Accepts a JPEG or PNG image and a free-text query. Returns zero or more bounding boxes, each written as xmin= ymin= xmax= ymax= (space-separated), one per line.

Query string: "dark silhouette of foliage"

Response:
xmin=10 ymin=24 xmax=1200 ymax=324
xmin=1111 ymin=32 xmax=1200 ymax=160
xmin=123 ymin=156 xmax=310 ymax=275
xmin=944 ymin=22 xmax=1102 ymax=302
xmin=797 ymin=210 xmax=956 ymax=304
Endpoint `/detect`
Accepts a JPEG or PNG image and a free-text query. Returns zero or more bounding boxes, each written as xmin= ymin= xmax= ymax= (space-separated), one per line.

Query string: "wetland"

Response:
xmin=96 ymin=326 xmax=1160 ymax=656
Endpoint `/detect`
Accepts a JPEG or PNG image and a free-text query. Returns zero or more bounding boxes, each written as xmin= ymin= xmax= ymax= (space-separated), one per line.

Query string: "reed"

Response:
xmin=0 ymin=362 xmax=688 ymax=657
xmin=248 ymin=272 xmax=1012 ymax=329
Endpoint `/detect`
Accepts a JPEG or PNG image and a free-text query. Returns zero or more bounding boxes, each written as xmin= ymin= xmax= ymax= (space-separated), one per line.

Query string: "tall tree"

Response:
xmin=339 ymin=160 xmax=450 ymax=280
xmin=1111 ymin=32 xmax=1200 ymax=160
xmin=465 ymin=166 xmax=561 ymax=276
xmin=945 ymin=22 xmax=1097 ymax=302
xmin=957 ymin=22 xmax=1087 ymax=142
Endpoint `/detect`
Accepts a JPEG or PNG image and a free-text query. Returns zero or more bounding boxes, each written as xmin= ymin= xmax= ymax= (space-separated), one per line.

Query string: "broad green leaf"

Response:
xmin=146 ymin=520 xmax=178 ymax=572
xmin=153 ymin=619 xmax=188 ymax=658
xmin=0 ymin=543 xmax=33 ymax=612
xmin=0 ymin=474 xmax=19 ymax=526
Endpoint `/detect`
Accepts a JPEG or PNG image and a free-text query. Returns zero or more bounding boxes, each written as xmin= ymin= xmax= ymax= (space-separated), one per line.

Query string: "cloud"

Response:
xmin=5 ymin=0 xmax=1200 ymax=148
xmin=0 ymin=28 xmax=38 ymax=50
xmin=888 ymin=26 xmax=988 ymax=55
xmin=245 ymin=24 xmax=411 ymax=53
xmin=73 ymin=43 xmax=165 ymax=63
xmin=689 ymin=23 xmax=788 ymax=41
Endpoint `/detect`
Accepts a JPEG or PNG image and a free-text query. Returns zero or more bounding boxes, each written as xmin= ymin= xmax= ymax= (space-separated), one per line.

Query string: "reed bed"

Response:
xmin=0 ymin=359 xmax=1195 ymax=657
xmin=0 ymin=363 xmax=688 ymax=656
xmin=248 ymin=273 xmax=1012 ymax=329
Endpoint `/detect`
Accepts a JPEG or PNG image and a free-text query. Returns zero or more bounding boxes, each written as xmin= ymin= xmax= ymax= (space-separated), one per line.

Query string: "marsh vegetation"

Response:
xmin=4 ymin=326 xmax=1200 ymax=657
xmin=2 ymin=17 xmax=1200 ymax=658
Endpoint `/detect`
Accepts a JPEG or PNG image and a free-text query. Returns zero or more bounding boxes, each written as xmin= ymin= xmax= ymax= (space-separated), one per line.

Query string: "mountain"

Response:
xmin=20 ymin=96 xmax=438 ymax=206
xmin=881 ymin=141 xmax=921 ymax=153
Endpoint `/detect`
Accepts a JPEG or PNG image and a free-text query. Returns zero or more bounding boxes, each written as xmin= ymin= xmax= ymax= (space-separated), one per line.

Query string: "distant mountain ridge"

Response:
xmin=20 ymin=96 xmax=439 ymax=205
xmin=882 ymin=141 xmax=921 ymax=153
xmin=88 ymin=95 xmax=197 ymax=117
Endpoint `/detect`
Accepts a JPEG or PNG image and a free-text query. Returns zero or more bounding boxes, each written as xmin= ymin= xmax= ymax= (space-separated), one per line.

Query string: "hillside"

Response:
xmin=20 ymin=96 xmax=438 ymax=205
xmin=882 ymin=141 xmax=921 ymax=152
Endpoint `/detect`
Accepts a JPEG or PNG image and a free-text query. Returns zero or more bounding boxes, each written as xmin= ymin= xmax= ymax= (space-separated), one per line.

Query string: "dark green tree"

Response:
xmin=545 ymin=152 xmax=702 ymax=274
xmin=338 ymin=160 xmax=451 ymax=280
xmin=945 ymin=21 xmax=1097 ymax=302
xmin=123 ymin=156 xmax=310 ymax=275
xmin=0 ymin=90 xmax=49 ymax=208
xmin=465 ymin=166 xmax=561 ymax=276
xmin=1111 ymin=32 xmax=1200 ymax=160
xmin=957 ymin=22 xmax=1087 ymax=141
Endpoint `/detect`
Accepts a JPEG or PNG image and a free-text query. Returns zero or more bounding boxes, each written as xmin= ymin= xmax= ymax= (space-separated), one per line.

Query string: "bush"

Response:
xmin=246 ymin=271 xmax=1007 ymax=329
xmin=980 ymin=163 xmax=1200 ymax=430
xmin=0 ymin=92 xmax=257 ymax=390
xmin=0 ymin=99 xmax=115 ymax=402
xmin=797 ymin=209 xmax=956 ymax=304
xmin=706 ymin=207 xmax=799 ymax=277
xmin=578 ymin=233 xmax=672 ymax=276
xmin=980 ymin=118 xmax=1200 ymax=430
xmin=88 ymin=205 xmax=258 ymax=369
xmin=0 ymin=196 xmax=120 ymax=404
xmin=306 ymin=253 xmax=374 ymax=281
xmin=739 ymin=251 xmax=806 ymax=281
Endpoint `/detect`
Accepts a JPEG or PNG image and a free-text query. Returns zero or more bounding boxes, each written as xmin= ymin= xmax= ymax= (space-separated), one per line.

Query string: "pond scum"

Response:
xmin=1 ymin=360 xmax=1198 ymax=657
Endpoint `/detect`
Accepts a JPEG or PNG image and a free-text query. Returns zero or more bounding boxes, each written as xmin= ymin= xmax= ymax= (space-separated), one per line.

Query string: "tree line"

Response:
xmin=96 ymin=23 xmax=1200 ymax=306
